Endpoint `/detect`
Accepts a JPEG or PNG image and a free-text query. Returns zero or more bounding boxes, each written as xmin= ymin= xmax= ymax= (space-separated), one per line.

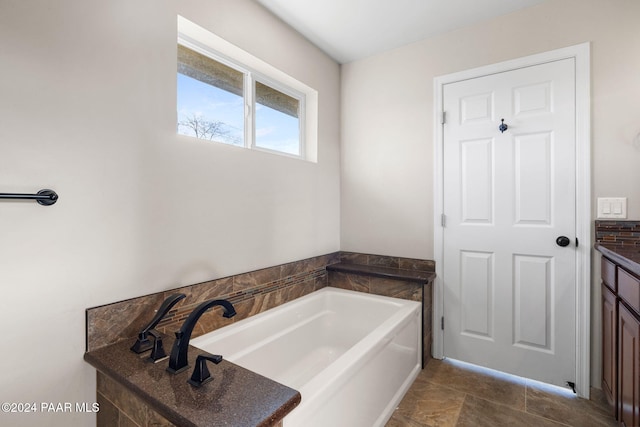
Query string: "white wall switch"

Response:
xmin=597 ymin=197 xmax=627 ymax=219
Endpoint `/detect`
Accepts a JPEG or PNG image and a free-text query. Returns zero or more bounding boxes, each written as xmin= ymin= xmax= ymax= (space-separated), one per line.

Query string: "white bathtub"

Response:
xmin=191 ymin=287 xmax=422 ymax=427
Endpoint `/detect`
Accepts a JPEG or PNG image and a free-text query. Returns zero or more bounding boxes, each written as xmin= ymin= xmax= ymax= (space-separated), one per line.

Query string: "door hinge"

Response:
xmin=441 ymin=316 xmax=444 ymax=330
xmin=441 ymin=214 xmax=446 ymax=227
xmin=441 ymin=111 xmax=446 ymax=125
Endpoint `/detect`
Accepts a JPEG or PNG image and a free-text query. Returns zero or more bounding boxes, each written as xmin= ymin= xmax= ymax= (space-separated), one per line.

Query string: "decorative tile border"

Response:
xmin=155 ymin=268 xmax=328 ymax=335
xmin=595 ymin=220 xmax=640 ymax=246
xmin=86 ymin=253 xmax=339 ymax=351
xmin=86 ymin=251 xmax=437 ymax=353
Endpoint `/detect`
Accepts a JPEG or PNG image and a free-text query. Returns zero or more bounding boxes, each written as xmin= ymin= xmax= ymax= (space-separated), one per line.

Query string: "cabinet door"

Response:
xmin=602 ymin=257 xmax=617 ymax=291
xmin=619 ymin=302 xmax=640 ymax=427
xmin=602 ymin=284 xmax=617 ymax=412
xmin=619 ymin=268 xmax=640 ymax=314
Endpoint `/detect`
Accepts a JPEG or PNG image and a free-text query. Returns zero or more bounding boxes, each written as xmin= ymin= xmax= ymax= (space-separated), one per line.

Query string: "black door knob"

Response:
xmin=556 ymin=236 xmax=571 ymax=247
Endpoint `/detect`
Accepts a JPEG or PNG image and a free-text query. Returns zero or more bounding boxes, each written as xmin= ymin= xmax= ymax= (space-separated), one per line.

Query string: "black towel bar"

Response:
xmin=0 ymin=189 xmax=59 ymax=206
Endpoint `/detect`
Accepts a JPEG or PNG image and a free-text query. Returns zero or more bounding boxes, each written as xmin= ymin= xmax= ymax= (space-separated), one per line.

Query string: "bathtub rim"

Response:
xmin=191 ymin=287 xmax=417 ymax=344
xmin=191 ymin=286 xmax=422 ymax=404
xmin=191 ymin=287 xmax=420 ymax=361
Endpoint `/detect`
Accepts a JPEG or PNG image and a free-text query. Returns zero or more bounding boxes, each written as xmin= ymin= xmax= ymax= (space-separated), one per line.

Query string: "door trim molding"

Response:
xmin=432 ymin=43 xmax=591 ymax=397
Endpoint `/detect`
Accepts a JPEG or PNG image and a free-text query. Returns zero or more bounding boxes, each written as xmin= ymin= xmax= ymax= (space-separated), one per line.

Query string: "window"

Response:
xmin=177 ymin=46 xmax=244 ymax=146
xmin=177 ymin=18 xmax=316 ymax=160
xmin=254 ymin=81 xmax=301 ymax=156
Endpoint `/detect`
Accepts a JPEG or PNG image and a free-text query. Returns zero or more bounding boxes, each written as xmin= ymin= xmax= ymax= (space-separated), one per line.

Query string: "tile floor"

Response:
xmin=386 ymin=359 xmax=618 ymax=427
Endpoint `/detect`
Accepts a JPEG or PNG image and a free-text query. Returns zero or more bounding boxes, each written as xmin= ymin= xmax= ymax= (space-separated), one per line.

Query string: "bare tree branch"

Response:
xmin=178 ymin=113 xmax=239 ymax=144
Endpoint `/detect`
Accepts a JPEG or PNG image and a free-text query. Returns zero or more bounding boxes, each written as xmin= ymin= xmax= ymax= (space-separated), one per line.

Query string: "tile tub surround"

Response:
xmin=86 ymin=252 xmax=339 ymax=351
xmin=326 ymin=252 xmax=436 ymax=368
xmin=85 ymin=251 xmax=328 ymax=426
xmin=84 ymin=251 xmax=436 ymax=426
xmin=96 ymin=370 xmax=174 ymax=426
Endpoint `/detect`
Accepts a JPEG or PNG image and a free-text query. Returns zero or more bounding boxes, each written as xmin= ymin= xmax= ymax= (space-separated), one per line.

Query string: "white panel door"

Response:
xmin=442 ymin=58 xmax=576 ymax=387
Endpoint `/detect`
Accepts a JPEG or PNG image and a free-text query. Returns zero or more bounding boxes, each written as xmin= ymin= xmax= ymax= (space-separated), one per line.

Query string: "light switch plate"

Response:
xmin=597 ymin=197 xmax=627 ymax=219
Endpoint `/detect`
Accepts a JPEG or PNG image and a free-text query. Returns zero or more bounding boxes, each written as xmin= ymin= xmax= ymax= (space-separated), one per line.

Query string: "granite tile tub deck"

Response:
xmin=85 ymin=334 xmax=300 ymax=427
xmin=327 ymin=262 xmax=435 ymax=283
xmin=84 ymin=251 xmax=436 ymax=426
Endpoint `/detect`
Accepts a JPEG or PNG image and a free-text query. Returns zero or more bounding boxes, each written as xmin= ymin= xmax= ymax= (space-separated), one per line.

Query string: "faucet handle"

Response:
xmin=131 ymin=293 xmax=186 ymax=354
xmin=147 ymin=330 xmax=168 ymax=363
xmin=130 ymin=332 xmax=153 ymax=354
xmin=187 ymin=353 xmax=223 ymax=388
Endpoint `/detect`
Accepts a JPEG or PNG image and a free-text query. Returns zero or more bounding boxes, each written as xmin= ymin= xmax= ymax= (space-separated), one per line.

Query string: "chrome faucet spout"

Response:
xmin=166 ymin=299 xmax=236 ymax=374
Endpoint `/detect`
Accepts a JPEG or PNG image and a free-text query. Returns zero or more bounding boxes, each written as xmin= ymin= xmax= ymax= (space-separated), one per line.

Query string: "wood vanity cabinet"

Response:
xmin=601 ymin=256 xmax=640 ymax=426
xmin=602 ymin=282 xmax=616 ymax=408
xmin=618 ymin=302 xmax=640 ymax=426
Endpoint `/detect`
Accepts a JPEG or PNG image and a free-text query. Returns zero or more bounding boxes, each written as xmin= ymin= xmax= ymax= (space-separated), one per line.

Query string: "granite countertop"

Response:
xmin=84 ymin=335 xmax=300 ymax=427
xmin=327 ymin=262 xmax=436 ymax=284
xmin=595 ymin=243 xmax=640 ymax=277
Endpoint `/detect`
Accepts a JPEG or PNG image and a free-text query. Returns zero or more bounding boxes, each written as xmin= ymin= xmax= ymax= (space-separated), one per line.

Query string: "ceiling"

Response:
xmin=255 ymin=0 xmax=548 ymax=64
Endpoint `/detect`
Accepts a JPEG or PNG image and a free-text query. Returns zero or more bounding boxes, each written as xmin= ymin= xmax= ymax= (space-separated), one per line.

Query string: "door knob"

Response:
xmin=556 ymin=236 xmax=571 ymax=247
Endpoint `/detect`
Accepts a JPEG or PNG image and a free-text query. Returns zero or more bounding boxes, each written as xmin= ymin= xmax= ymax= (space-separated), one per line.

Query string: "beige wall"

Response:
xmin=341 ymin=0 xmax=640 ymax=387
xmin=2 ymin=0 xmax=637 ymax=421
xmin=0 ymin=1 xmax=340 ymax=425
xmin=342 ymin=0 xmax=640 ymax=258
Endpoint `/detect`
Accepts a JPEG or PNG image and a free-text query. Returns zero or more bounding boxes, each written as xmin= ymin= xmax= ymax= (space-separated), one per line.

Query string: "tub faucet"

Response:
xmin=166 ymin=299 xmax=236 ymax=374
xmin=131 ymin=293 xmax=186 ymax=354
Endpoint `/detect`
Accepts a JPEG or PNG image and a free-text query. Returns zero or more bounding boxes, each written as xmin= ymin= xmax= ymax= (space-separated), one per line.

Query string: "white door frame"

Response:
xmin=433 ymin=43 xmax=591 ymax=397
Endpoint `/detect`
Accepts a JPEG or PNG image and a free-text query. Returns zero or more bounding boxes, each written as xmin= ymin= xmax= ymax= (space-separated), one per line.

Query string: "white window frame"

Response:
xmin=177 ymin=16 xmax=317 ymax=162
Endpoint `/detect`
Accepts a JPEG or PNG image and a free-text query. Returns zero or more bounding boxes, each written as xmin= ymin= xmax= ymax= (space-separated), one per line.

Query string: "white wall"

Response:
xmin=341 ymin=0 xmax=640 ymax=388
xmin=0 ymin=1 xmax=340 ymax=425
